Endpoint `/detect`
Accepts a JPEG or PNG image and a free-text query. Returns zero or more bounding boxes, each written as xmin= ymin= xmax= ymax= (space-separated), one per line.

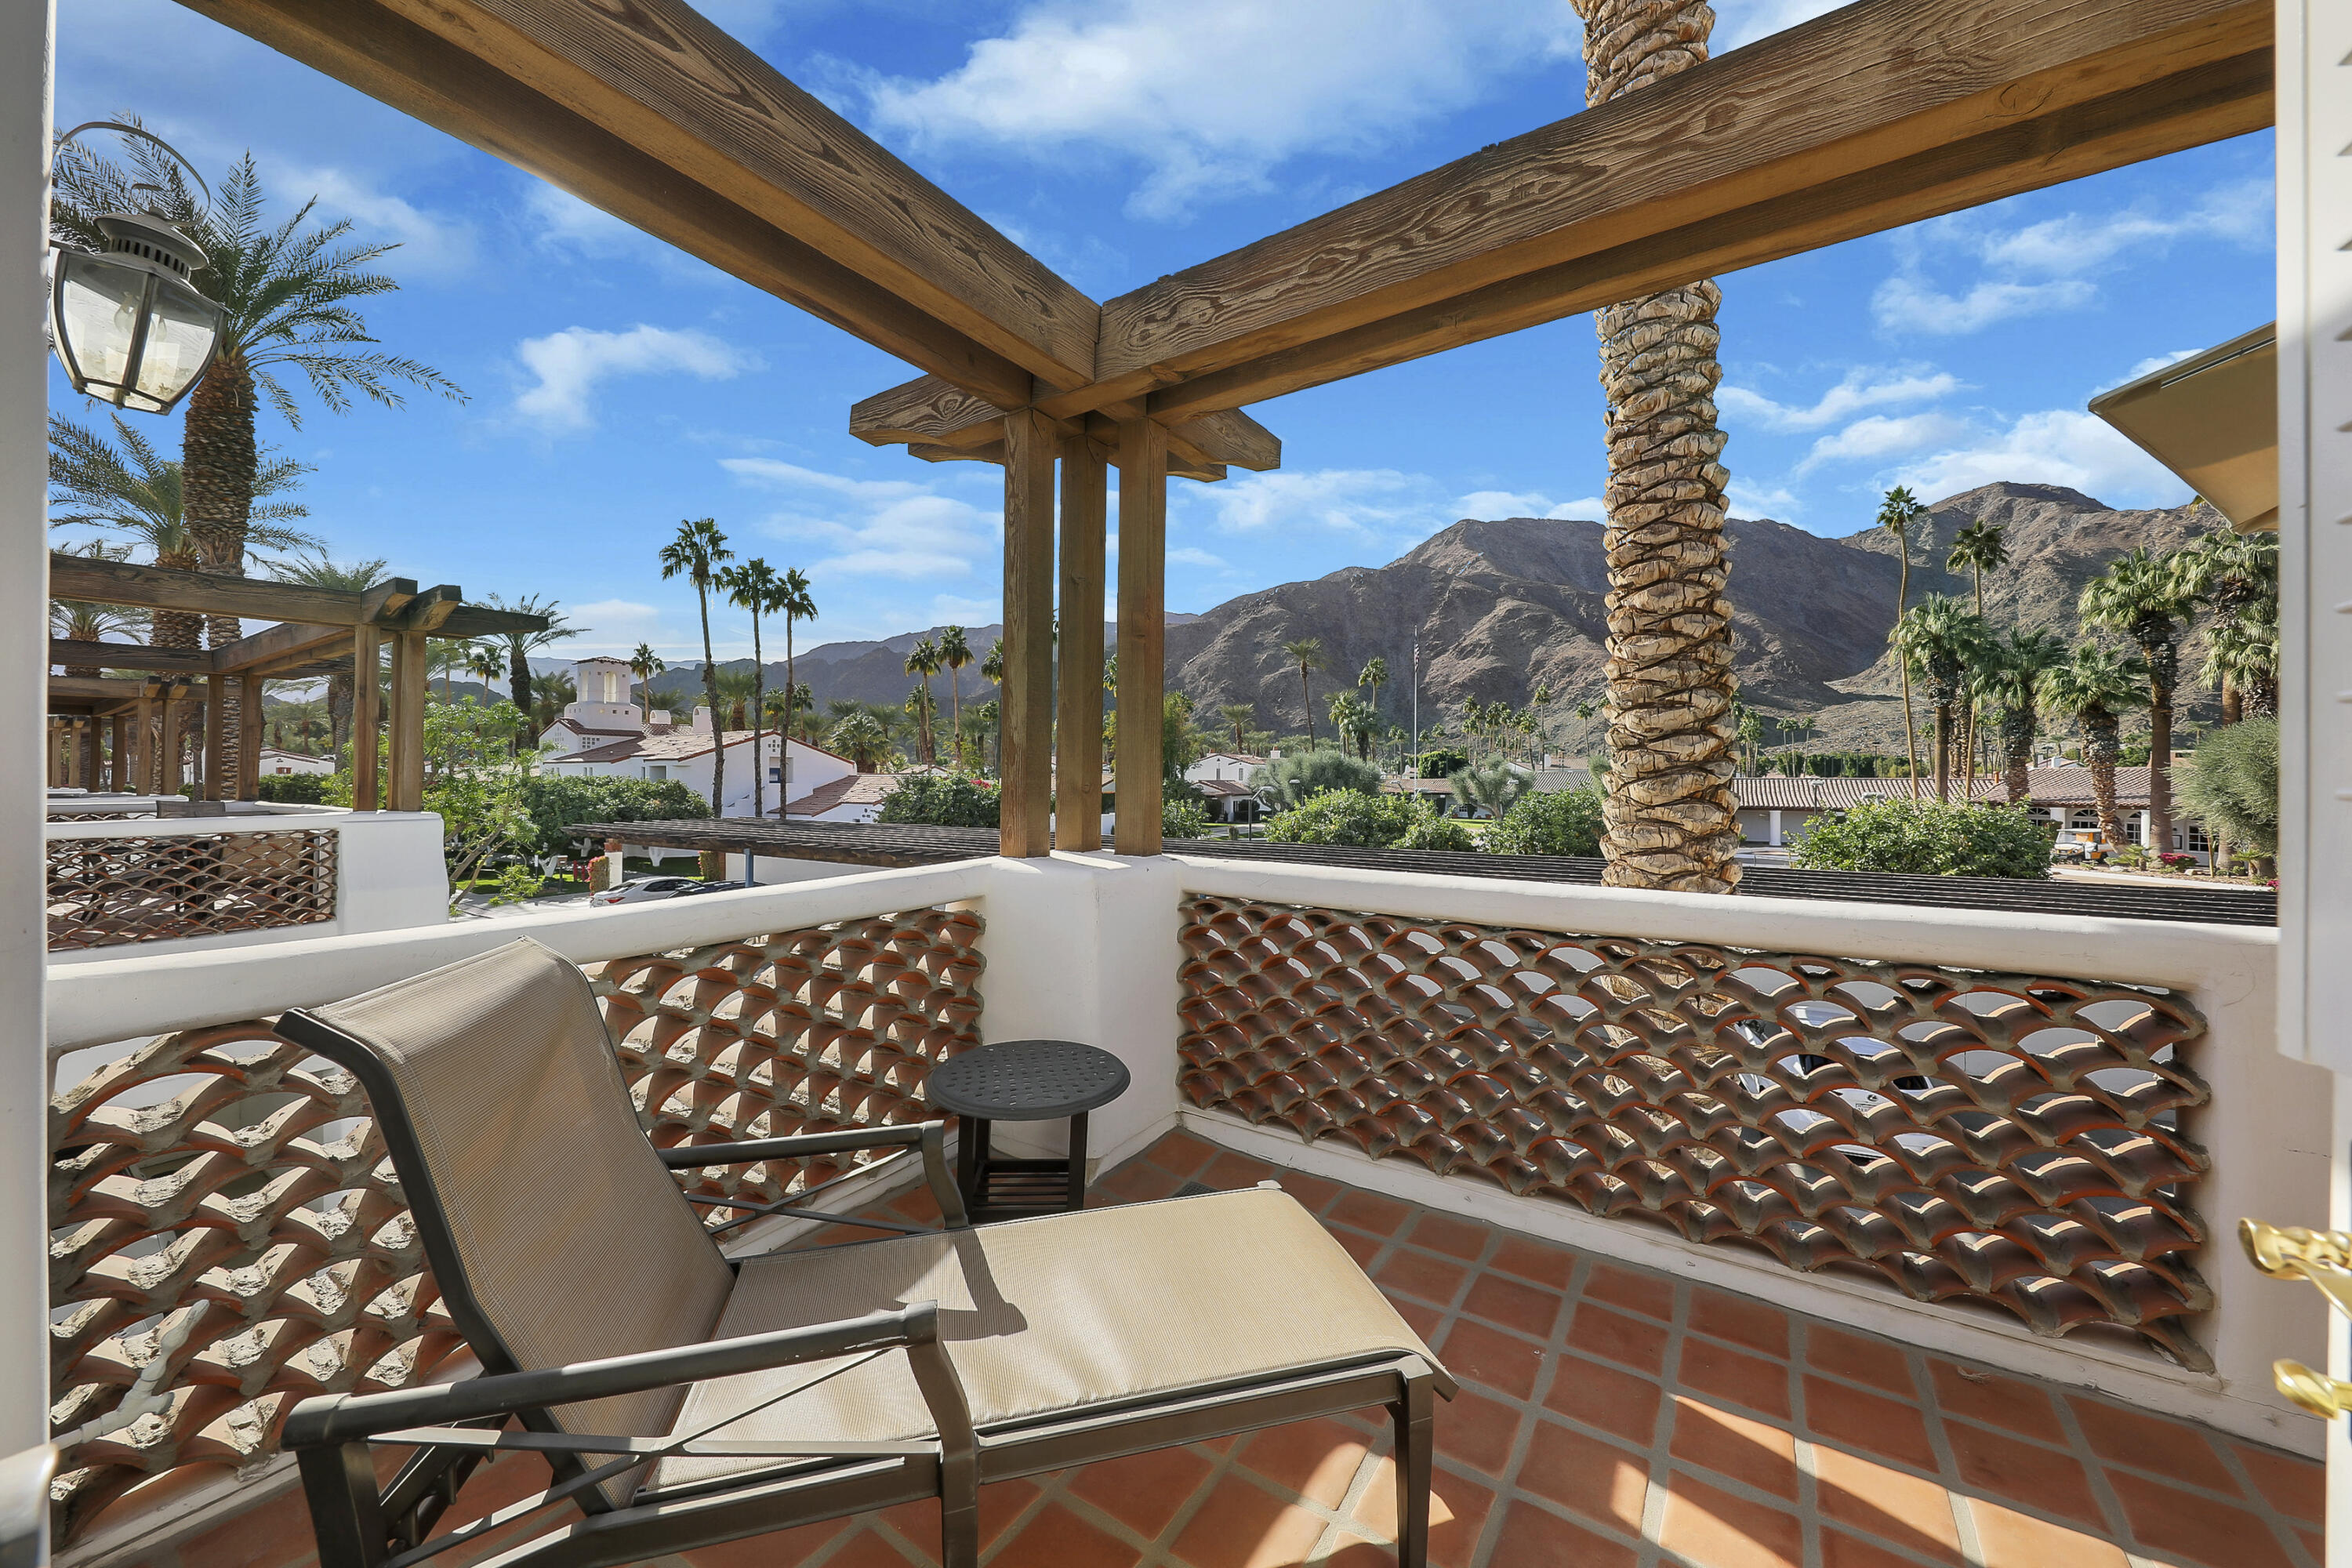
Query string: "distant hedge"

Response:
xmin=1791 ymin=799 xmax=2053 ymax=879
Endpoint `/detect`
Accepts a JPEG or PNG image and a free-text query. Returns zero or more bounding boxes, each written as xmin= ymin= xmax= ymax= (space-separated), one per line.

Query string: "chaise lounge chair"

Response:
xmin=275 ymin=938 xmax=1454 ymax=1567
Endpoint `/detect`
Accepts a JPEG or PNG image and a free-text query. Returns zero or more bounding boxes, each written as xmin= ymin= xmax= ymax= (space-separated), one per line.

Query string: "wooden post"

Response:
xmin=158 ymin=686 xmax=182 ymax=797
xmin=1113 ymin=417 xmax=1168 ymax=855
xmin=998 ymin=408 xmax=1057 ymax=858
xmin=352 ymin=625 xmax=382 ymax=811
xmin=78 ymin=719 xmax=99 ymax=790
xmin=109 ymin=713 xmax=126 ymax=792
xmin=133 ymin=687 xmax=156 ymax=795
xmin=390 ymin=631 xmax=426 ymax=811
xmin=1056 ymin=436 xmax=1108 ymax=851
xmin=203 ymin=673 xmax=226 ymax=800
xmin=238 ymin=675 xmax=264 ymax=802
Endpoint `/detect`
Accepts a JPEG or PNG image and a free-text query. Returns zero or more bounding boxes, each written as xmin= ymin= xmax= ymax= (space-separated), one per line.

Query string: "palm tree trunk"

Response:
xmin=2088 ymin=715 xmax=2122 ymax=844
xmin=507 ymin=642 xmax=533 ymax=745
xmin=2001 ymin=710 xmax=2031 ymax=804
xmin=785 ymin=616 xmax=797 ymax=747
xmin=1301 ymin=665 xmax=1313 ymax=746
xmin=2220 ymin=673 xmax=2241 ymax=726
xmin=183 ymin=351 xmax=259 ymax=779
xmin=749 ymin=611 xmax=765 ymax=818
xmin=948 ymin=671 xmax=962 ymax=769
xmin=2147 ymin=668 xmax=2173 ymax=855
xmin=698 ymin=590 xmax=724 ymax=814
xmin=1933 ymin=702 xmax=1951 ymax=803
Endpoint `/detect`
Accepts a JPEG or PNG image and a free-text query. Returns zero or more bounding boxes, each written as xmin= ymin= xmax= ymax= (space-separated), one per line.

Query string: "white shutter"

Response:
xmin=2279 ymin=0 xmax=2352 ymax=1069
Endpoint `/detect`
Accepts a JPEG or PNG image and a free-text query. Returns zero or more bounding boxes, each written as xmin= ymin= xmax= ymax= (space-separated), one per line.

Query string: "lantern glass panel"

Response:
xmin=132 ymin=275 xmax=222 ymax=413
xmin=53 ymin=252 xmax=147 ymax=394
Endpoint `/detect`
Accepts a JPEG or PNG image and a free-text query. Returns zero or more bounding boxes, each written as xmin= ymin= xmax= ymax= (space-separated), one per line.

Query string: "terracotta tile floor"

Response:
xmin=169 ymin=1129 xmax=2325 ymax=1568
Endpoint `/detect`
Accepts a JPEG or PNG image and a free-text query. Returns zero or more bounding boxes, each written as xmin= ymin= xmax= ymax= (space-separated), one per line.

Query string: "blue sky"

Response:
xmin=52 ymin=0 xmax=2274 ymax=661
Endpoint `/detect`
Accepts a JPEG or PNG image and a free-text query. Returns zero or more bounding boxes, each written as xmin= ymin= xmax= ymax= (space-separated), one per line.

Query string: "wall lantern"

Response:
xmin=47 ymin=123 xmax=225 ymax=416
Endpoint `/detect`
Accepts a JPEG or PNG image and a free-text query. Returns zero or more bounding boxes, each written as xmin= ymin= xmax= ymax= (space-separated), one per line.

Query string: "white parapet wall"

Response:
xmin=38 ymin=848 xmax=2326 ymax=1466
xmin=45 ymin=807 xmax=453 ymax=964
xmin=1161 ymin=851 xmax=2326 ymax=1456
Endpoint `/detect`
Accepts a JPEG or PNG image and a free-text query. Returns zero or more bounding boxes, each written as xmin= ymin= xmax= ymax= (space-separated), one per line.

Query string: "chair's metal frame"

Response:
xmin=274 ymin=1007 xmax=1452 ymax=1568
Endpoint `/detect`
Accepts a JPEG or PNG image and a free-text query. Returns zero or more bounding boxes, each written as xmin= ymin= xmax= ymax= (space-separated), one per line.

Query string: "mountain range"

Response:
xmin=637 ymin=482 xmax=2220 ymax=753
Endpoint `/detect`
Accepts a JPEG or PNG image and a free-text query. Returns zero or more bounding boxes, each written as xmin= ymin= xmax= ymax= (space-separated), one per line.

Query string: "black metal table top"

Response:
xmin=925 ymin=1040 xmax=1131 ymax=1120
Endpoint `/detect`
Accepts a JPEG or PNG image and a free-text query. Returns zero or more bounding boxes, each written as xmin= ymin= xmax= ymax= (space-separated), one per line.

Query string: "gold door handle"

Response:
xmin=2273 ymin=1360 xmax=2352 ymax=1420
xmin=2242 ymin=1219 xmax=2352 ymax=1415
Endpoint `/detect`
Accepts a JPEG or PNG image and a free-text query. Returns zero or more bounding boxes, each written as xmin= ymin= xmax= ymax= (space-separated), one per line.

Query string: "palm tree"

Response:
xmin=529 ymin=672 xmax=575 ymax=734
xmin=1328 ymin=691 xmax=1377 ymax=761
xmin=659 ymin=518 xmax=735 ymax=812
xmin=1357 ymin=656 xmax=1392 ymax=769
xmin=777 ymin=567 xmax=818 ymax=746
xmin=1217 ymin=702 xmax=1255 ymax=753
xmin=713 ymin=667 xmax=760 ymax=732
xmin=718 ymin=557 xmax=783 ymax=816
xmin=938 ymin=626 xmax=973 ymax=768
xmin=261 ymin=548 xmax=391 ymax=750
xmin=981 ymin=637 xmax=1005 ymax=688
xmin=50 ymin=414 xmax=316 ymax=651
xmin=1873 ymin=485 xmax=1930 ymax=797
xmin=51 ymin=139 xmax=460 ymax=642
xmin=1892 ymin=596 xmax=1988 ymax=803
xmin=1566 ymin=0 xmax=1737 ymax=890
xmin=629 ymin=642 xmax=666 ymax=728
xmin=904 ymin=637 xmax=942 ymax=764
xmin=1450 ymin=757 xmax=1529 ymax=818
xmin=2173 ymin=529 xmax=2278 ymax=721
xmin=465 ymin=644 xmax=506 ymax=706
xmin=1947 ymin=520 xmax=2009 ymax=617
xmin=2080 ymin=547 xmax=2198 ymax=854
xmin=829 ymin=710 xmax=891 ymax=771
xmin=1980 ymin=628 xmax=2067 ymax=804
xmin=480 ymin=593 xmax=580 ymax=747
xmin=49 ymin=543 xmax=147 ymax=678
xmin=1281 ymin=637 xmax=1327 ymax=744
xmin=2041 ymin=644 xmax=2149 ymax=845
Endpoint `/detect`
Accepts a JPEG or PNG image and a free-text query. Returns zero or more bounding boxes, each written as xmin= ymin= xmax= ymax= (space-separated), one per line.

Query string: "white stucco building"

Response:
xmin=536 ymin=656 xmax=856 ymax=818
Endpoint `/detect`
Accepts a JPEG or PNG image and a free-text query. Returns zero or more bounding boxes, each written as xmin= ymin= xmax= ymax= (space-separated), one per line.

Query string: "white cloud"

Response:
xmin=1726 ymin=478 xmax=1798 ymax=519
xmin=1719 ymin=367 xmax=1961 ymax=432
xmin=1167 ymin=546 xmax=1228 ymax=568
xmin=724 ymin=458 xmax=1000 ymax=579
xmin=522 ymin=183 xmax=648 ymax=256
xmin=1893 ymin=409 xmax=2190 ymax=508
xmin=1198 ymin=468 xmax=1436 ymax=535
xmin=281 ymin=164 xmax=476 ymax=280
xmin=2094 ymin=348 xmax=2201 ymax=394
xmin=858 ymin=0 xmax=1576 ymax=220
xmin=512 ymin=325 xmax=755 ymax=431
xmin=1869 ymin=274 xmax=2096 ymax=336
xmin=1795 ymin=411 xmax=1970 ymax=474
xmin=1871 ymin=180 xmax=2270 ymax=337
xmin=1454 ymin=488 xmax=1606 ymax=521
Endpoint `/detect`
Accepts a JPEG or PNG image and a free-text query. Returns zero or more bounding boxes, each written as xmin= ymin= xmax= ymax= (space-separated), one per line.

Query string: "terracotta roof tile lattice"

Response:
xmin=1175 ymin=895 xmax=2212 ymax=1367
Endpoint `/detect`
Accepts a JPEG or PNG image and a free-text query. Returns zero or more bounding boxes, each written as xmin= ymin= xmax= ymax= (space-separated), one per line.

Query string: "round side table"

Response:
xmin=924 ymin=1040 xmax=1130 ymax=1223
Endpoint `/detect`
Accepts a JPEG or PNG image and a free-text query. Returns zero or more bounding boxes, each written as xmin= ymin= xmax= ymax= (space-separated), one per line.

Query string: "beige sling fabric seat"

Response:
xmin=657 ymin=1188 xmax=1432 ymax=1493
xmin=275 ymin=937 xmax=1454 ymax=1568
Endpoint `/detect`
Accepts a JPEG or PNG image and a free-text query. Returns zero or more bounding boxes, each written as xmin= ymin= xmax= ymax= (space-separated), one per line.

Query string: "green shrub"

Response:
xmin=1163 ymin=797 xmax=1214 ymax=840
xmin=1252 ymin=750 xmax=1381 ymax=808
xmin=1791 ymin=799 xmax=2053 ymax=879
xmin=256 ymin=772 xmax=332 ymax=804
xmin=877 ymin=771 xmax=1000 ymax=827
xmin=1397 ymin=813 xmax=1475 ymax=851
xmin=2174 ymin=717 xmax=2278 ymax=857
xmin=1483 ymin=787 xmax=1605 ymax=857
xmin=522 ymin=775 xmax=709 ymax=856
xmin=1410 ymin=747 xmax=1469 ymax=779
xmin=1265 ymin=788 xmax=1441 ymax=848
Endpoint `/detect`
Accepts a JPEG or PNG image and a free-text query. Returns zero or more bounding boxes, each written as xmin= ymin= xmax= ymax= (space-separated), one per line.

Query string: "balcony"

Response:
xmin=40 ymin=848 xmax=2325 ymax=1568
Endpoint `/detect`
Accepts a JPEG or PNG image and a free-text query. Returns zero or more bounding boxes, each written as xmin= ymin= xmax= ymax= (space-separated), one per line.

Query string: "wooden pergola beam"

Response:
xmin=49 ymin=554 xmax=551 ymax=638
xmin=1020 ymin=0 xmax=2270 ymax=420
xmin=181 ymin=0 xmax=1098 ymax=406
xmin=49 ymin=641 xmax=212 ymax=677
xmin=850 ymin=374 xmax=1283 ymax=473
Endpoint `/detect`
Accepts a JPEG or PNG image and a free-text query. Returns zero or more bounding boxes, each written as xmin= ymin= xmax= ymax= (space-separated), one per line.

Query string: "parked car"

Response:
xmin=2051 ymin=827 xmax=2114 ymax=864
xmin=588 ymin=875 xmax=729 ymax=906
